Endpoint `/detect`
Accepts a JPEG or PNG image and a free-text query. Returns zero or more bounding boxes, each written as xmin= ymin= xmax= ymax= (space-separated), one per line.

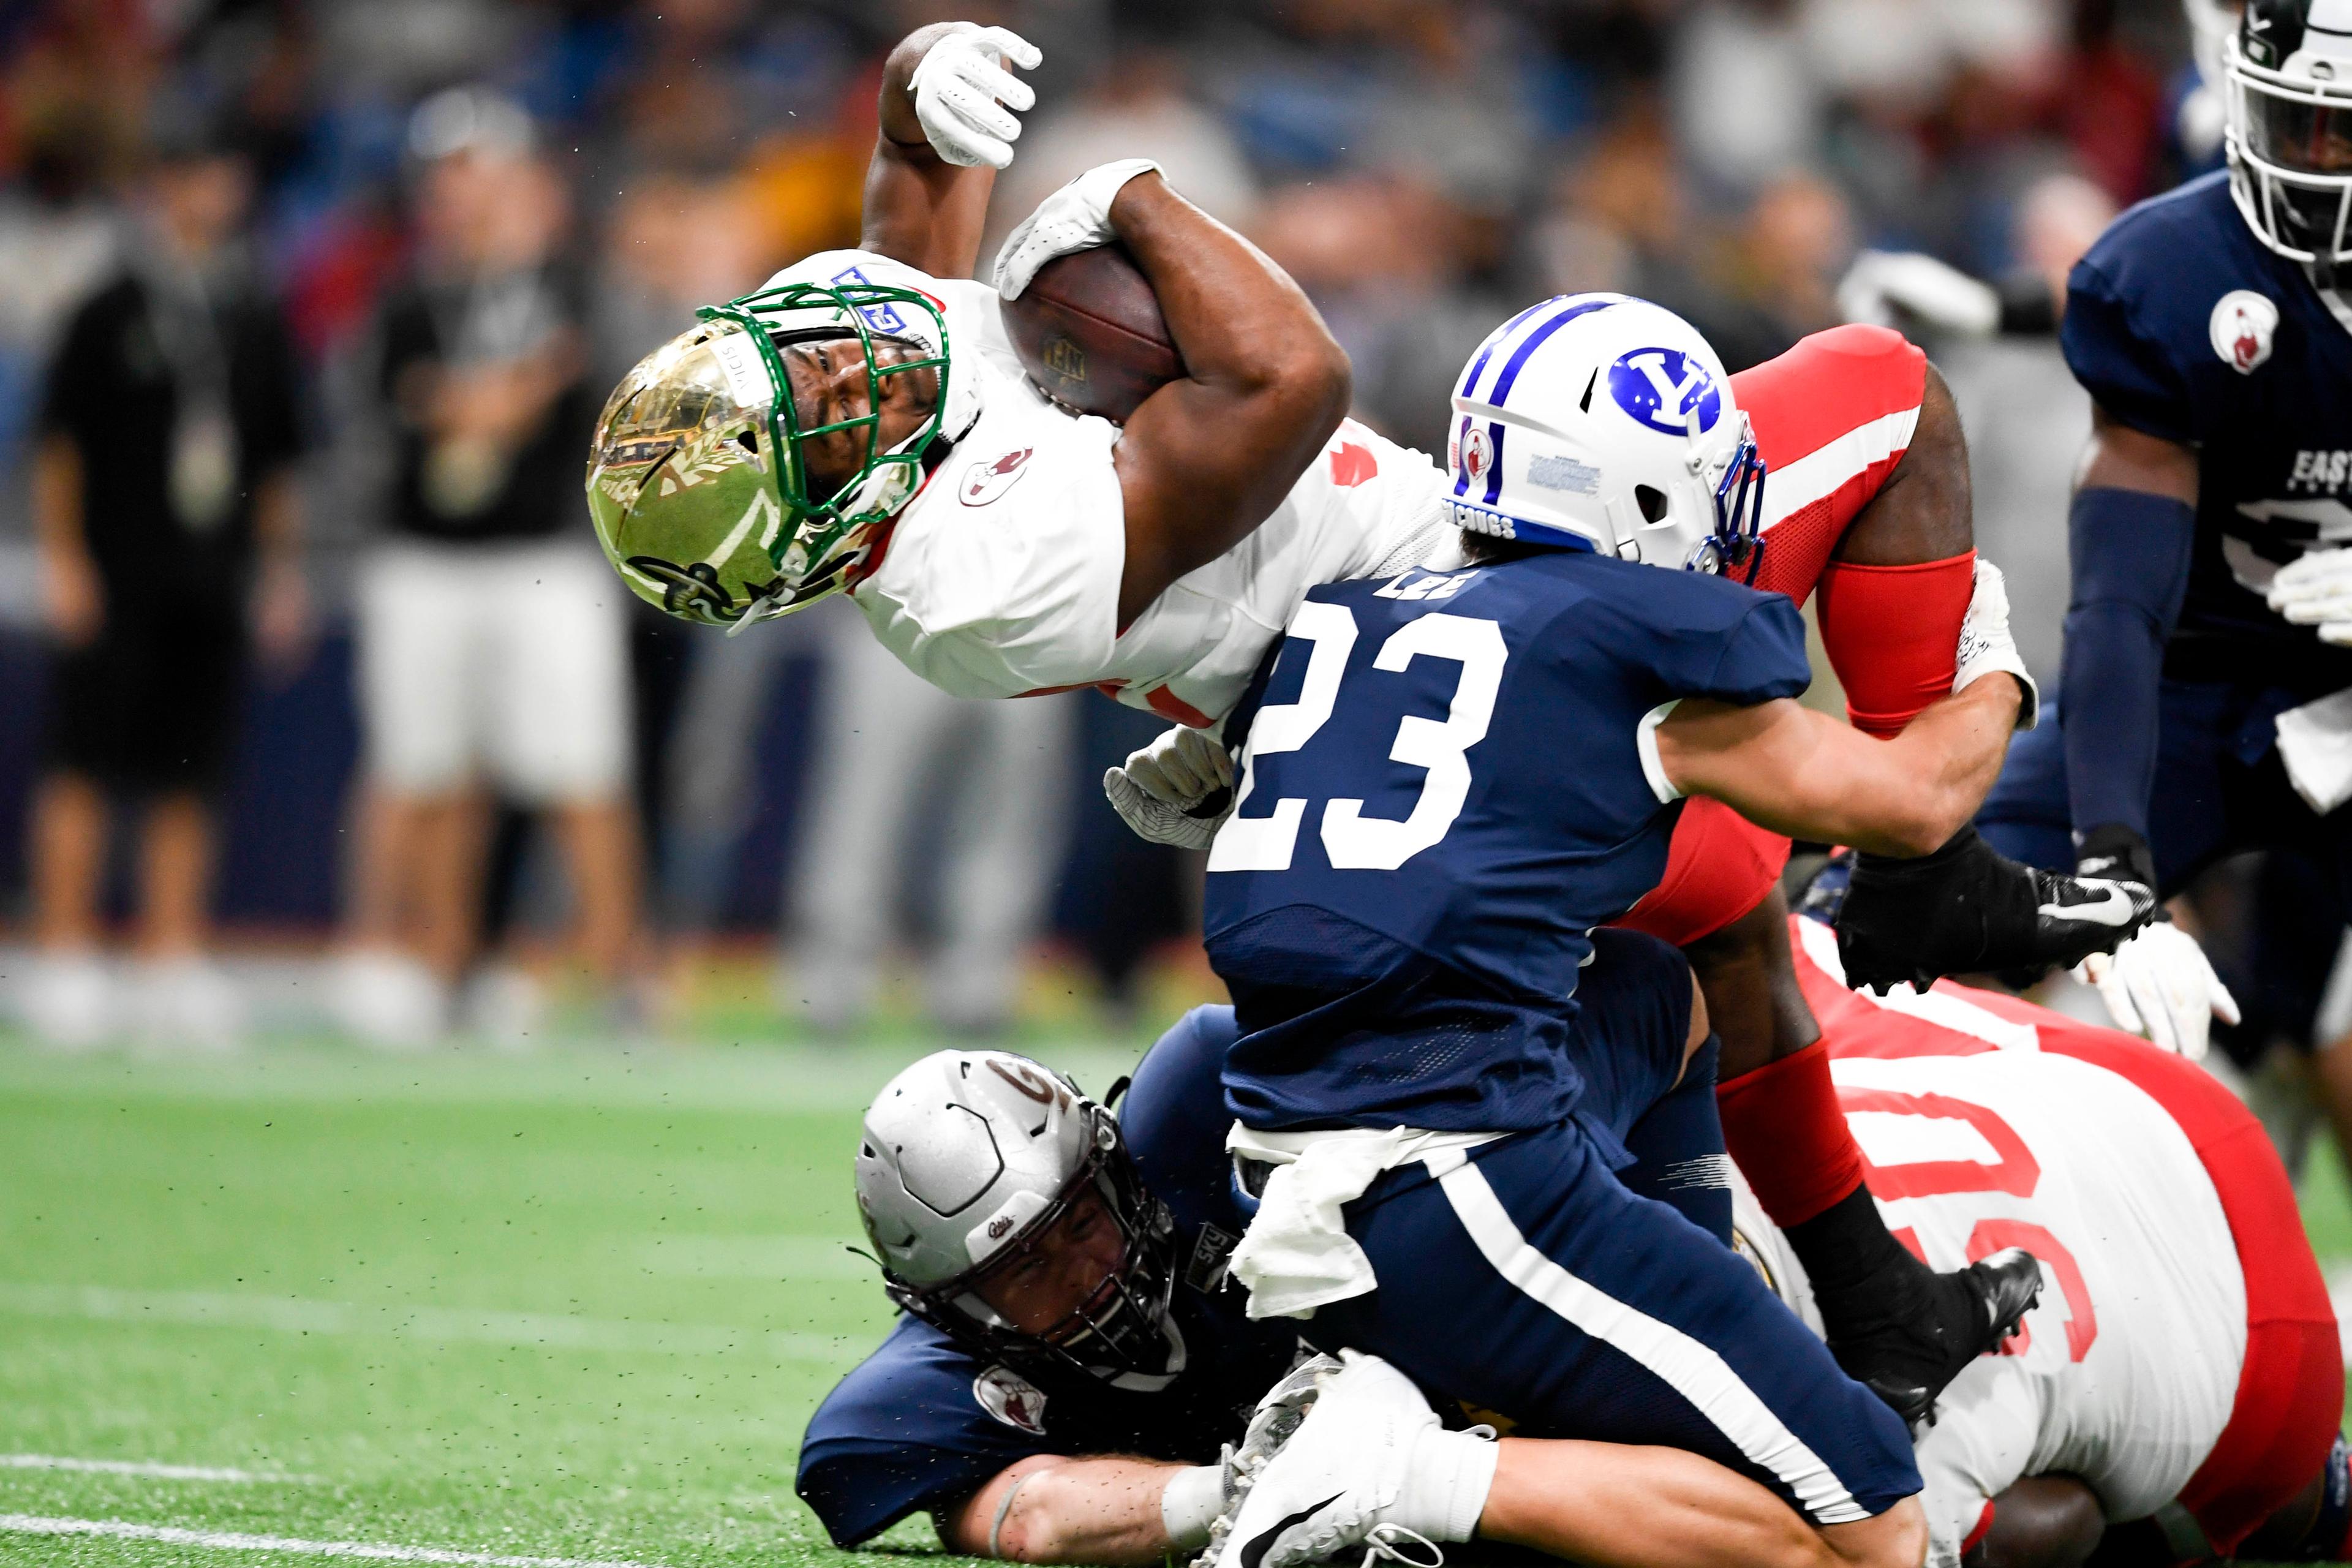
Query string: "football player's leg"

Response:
xmin=1315 ymin=1123 xmax=1922 ymax=1532
xmin=1618 ymin=1036 xmax=1733 ymax=1245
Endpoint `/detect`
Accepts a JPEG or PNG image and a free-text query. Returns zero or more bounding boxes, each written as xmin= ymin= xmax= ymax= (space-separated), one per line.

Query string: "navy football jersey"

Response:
xmin=1202 ymin=551 xmax=1811 ymax=1134
xmin=2064 ymin=169 xmax=2352 ymax=677
xmin=794 ymin=1008 xmax=1299 ymax=1547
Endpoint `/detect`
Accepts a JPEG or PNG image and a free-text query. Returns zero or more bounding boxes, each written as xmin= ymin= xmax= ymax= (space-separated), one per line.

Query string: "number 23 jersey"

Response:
xmin=1200 ymin=549 xmax=1811 ymax=1134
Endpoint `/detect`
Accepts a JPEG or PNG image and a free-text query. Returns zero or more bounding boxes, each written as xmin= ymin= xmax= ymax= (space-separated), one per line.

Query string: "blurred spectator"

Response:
xmin=23 ymin=116 xmax=306 ymax=1047
xmin=779 ymin=608 xmax=1074 ymax=1038
xmin=332 ymin=89 xmax=638 ymax=1046
xmin=986 ymin=47 xmax=1259 ymax=270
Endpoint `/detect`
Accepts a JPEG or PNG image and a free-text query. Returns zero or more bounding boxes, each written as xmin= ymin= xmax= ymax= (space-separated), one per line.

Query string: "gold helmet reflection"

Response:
xmin=585 ymin=274 xmax=954 ymax=628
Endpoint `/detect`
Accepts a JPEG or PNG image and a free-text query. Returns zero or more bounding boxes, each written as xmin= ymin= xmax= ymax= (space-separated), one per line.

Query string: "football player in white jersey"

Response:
xmin=587 ymin=22 xmax=1447 ymax=728
xmin=1730 ymin=888 xmax=2345 ymax=1568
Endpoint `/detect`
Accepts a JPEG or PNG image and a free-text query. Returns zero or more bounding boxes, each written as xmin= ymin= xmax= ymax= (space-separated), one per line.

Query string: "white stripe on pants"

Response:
xmin=1425 ymin=1145 xmax=1868 ymax=1525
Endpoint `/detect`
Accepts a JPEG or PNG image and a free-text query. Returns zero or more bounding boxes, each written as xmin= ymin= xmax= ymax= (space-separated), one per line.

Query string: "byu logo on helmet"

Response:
xmin=1608 ymin=349 xmax=1722 ymax=436
xmin=830 ymin=265 xmax=908 ymax=335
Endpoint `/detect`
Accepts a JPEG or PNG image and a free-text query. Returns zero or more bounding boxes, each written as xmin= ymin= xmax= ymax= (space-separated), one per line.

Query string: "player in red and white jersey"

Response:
xmin=1730 ymin=903 xmax=2345 ymax=1568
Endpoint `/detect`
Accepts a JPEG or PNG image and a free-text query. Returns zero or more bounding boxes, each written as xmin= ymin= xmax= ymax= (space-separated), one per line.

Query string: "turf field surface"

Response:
xmin=1 ymin=1039 xmax=2346 ymax=1568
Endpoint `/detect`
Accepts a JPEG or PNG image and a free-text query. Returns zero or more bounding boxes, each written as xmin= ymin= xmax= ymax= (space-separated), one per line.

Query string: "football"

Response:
xmin=1000 ymin=243 xmax=1185 ymax=421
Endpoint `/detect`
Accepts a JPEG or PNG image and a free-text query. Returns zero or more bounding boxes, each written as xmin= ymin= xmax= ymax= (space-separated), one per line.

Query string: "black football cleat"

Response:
xmin=1826 ymin=1247 xmax=2044 ymax=1428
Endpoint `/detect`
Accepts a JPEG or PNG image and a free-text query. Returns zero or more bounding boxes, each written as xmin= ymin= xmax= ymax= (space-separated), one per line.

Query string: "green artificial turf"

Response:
xmin=0 ymin=1039 xmax=2343 ymax=1568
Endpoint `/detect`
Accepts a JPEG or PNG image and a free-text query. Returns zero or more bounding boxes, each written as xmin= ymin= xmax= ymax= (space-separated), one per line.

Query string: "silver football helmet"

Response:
xmin=2223 ymin=0 xmax=2352 ymax=273
xmin=854 ymin=1050 xmax=1182 ymax=1384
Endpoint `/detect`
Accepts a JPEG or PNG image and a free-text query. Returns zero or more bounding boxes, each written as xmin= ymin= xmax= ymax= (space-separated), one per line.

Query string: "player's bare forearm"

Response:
xmin=1831 ymin=365 xmax=1972 ymax=567
xmin=1968 ymin=1477 xmax=2106 ymax=1568
xmin=860 ymin=24 xmax=997 ymax=278
xmin=1659 ymin=679 xmax=2022 ymax=858
xmin=940 ymin=1455 xmax=1183 ymax=1565
xmin=1480 ymin=1439 xmax=1868 ymax=1568
xmin=1110 ymin=173 xmax=1351 ymax=625
xmin=1681 ymin=884 xmax=1820 ymax=1079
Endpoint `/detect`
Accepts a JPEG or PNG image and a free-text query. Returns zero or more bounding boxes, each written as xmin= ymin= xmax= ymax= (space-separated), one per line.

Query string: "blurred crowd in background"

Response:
xmin=0 ymin=0 xmax=2217 ymax=1050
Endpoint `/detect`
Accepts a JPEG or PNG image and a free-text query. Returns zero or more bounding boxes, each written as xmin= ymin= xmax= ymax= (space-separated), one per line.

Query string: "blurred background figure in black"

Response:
xmin=23 ymin=107 xmax=304 ymax=1049
xmin=331 ymin=89 xmax=638 ymax=1047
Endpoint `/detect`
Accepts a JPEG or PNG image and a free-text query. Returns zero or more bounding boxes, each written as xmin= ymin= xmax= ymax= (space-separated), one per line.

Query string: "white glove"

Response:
xmin=1837 ymin=249 xmax=2002 ymax=337
xmin=993 ymin=159 xmax=1161 ymax=300
xmin=1954 ymin=556 xmax=2039 ymax=729
xmin=2074 ymin=921 xmax=2241 ymax=1061
xmin=1102 ymin=724 xmax=1232 ymax=851
xmin=2267 ymin=547 xmax=2352 ymax=646
xmin=908 ymin=24 xmax=1041 ymax=171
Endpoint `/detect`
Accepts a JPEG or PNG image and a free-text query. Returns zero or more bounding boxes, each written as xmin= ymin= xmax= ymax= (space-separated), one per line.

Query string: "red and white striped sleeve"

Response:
xmin=1732 ymin=325 xmax=1928 ymax=607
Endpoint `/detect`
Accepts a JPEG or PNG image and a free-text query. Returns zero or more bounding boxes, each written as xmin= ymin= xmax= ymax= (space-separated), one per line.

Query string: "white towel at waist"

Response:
xmin=2276 ymin=685 xmax=2352 ymax=815
xmin=1224 ymin=1121 xmax=1507 ymax=1321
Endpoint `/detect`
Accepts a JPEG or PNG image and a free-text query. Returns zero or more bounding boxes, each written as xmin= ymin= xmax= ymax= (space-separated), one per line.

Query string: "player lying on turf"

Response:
xmin=804 ymin=929 xmax=2348 ymax=1568
xmin=805 ymin=940 xmax=1936 ymax=1568
xmin=1106 ymin=295 xmax=2154 ymax=1426
xmin=589 ymin=21 xmax=2145 ymax=1429
xmin=1732 ymin=880 xmax=2346 ymax=1568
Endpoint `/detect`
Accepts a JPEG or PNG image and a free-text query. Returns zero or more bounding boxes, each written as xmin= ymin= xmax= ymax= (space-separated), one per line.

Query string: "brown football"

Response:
xmin=1000 ymin=243 xmax=1185 ymax=422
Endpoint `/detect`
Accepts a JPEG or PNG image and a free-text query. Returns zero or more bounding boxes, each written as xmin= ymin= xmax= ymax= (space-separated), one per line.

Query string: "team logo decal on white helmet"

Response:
xmin=1448 ymin=293 xmax=1766 ymax=576
xmin=1608 ymin=348 xmax=1724 ymax=437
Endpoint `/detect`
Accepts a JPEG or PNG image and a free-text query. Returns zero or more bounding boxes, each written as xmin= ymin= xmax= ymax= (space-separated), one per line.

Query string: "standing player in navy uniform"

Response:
xmin=1189 ymin=298 xmax=2152 ymax=1568
xmin=1978 ymin=0 xmax=2352 ymax=1067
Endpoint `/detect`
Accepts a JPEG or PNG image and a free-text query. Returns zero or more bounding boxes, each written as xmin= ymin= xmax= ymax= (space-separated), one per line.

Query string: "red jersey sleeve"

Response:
xmin=1735 ymin=325 xmax=1927 ymax=607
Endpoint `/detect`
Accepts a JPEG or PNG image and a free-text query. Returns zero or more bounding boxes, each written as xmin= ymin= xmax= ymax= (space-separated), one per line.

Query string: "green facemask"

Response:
xmin=586 ymin=278 xmax=952 ymax=628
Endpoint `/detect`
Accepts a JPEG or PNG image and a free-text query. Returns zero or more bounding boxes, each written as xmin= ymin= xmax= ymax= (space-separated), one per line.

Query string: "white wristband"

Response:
xmin=1161 ymin=1464 xmax=1224 ymax=1551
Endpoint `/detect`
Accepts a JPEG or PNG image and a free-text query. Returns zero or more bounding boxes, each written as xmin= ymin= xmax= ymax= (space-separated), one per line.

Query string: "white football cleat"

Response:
xmin=330 ymin=949 xmax=445 ymax=1050
xmin=131 ymin=956 xmax=247 ymax=1051
xmin=1204 ymin=1351 xmax=1449 ymax=1568
xmin=1202 ymin=1355 xmax=1344 ymax=1568
xmin=21 ymin=949 xmax=114 ymax=1049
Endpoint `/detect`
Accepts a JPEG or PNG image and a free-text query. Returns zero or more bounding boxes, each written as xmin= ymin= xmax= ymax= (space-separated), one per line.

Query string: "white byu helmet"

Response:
xmin=2223 ymin=0 xmax=2352 ymax=271
xmin=1446 ymin=293 xmax=1766 ymax=578
xmin=854 ymin=1050 xmax=1182 ymax=1384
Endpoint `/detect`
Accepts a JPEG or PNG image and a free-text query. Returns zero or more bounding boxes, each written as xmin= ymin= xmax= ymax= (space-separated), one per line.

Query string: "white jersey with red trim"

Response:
xmin=831 ymin=252 xmax=1447 ymax=725
xmin=1738 ymin=918 xmax=2250 ymax=1568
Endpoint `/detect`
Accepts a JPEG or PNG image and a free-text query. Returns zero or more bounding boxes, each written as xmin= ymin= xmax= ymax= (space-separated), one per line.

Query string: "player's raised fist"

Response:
xmin=908 ymin=23 xmax=1041 ymax=170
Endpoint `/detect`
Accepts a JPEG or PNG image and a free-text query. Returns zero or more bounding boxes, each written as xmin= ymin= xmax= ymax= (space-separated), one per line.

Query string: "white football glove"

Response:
xmin=1954 ymin=556 xmax=2039 ymax=729
xmin=1102 ymin=724 xmax=1232 ymax=851
xmin=2074 ymin=921 xmax=2241 ymax=1061
xmin=993 ymin=158 xmax=1161 ymax=300
xmin=1837 ymin=249 xmax=2002 ymax=337
xmin=908 ymin=24 xmax=1041 ymax=171
xmin=2266 ymin=547 xmax=2352 ymax=646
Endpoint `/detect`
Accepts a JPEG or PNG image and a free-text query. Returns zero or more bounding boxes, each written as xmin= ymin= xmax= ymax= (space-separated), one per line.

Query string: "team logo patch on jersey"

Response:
xmin=2210 ymin=290 xmax=2279 ymax=375
xmin=1330 ymin=442 xmax=1378 ymax=488
xmin=973 ymin=1366 xmax=1049 ymax=1434
xmin=962 ymin=448 xmax=1033 ymax=507
xmin=1608 ymin=349 xmax=1721 ymax=435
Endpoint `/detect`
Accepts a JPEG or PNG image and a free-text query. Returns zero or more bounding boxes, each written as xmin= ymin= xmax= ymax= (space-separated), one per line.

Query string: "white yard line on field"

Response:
xmin=0 ymin=1454 xmax=314 ymax=1484
xmin=0 ymin=1282 xmax=859 ymax=1363
xmin=0 ymin=1514 xmax=674 ymax=1568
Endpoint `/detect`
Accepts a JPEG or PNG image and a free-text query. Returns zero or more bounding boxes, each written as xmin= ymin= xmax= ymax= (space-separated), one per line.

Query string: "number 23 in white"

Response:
xmin=1207 ymin=606 xmax=1507 ymax=874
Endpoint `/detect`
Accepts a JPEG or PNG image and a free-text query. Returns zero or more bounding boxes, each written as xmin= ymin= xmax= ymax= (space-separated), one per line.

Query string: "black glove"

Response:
xmin=1836 ymin=825 xmax=2158 ymax=995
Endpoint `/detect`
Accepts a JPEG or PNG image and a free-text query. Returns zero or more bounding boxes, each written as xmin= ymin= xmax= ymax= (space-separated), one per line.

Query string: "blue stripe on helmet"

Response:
xmin=1489 ymin=297 xmax=1618 ymax=409
xmin=1452 ymin=415 xmax=1474 ymax=497
xmin=1483 ymin=423 xmax=1506 ymax=506
xmin=1458 ymin=298 xmax=1556 ymax=401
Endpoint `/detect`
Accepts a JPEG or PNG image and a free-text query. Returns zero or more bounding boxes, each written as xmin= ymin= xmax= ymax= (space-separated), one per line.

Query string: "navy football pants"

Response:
xmin=1299 ymin=932 xmax=1921 ymax=1527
